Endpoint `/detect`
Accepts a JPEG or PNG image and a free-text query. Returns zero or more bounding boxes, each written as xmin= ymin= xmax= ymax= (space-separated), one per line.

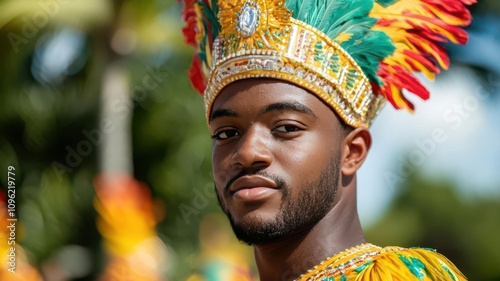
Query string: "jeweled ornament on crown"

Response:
xmin=237 ymin=1 xmax=260 ymax=37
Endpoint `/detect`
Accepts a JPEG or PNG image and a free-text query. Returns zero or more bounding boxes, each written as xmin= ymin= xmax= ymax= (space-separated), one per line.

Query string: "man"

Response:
xmin=181 ymin=0 xmax=474 ymax=280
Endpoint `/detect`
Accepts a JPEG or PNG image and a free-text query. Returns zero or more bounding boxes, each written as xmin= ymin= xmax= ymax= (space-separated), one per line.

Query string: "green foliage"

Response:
xmin=131 ymin=56 xmax=220 ymax=279
xmin=365 ymin=173 xmax=500 ymax=281
xmin=0 ymin=0 xmax=213 ymax=279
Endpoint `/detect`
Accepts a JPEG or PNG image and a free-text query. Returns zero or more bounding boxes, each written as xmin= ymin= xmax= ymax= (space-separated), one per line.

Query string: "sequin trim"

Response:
xmin=205 ymin=18 xmax=385 ymax=127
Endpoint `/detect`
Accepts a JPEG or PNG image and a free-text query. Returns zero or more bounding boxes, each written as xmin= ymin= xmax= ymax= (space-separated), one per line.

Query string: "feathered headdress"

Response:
xmin=181 ymin=0 xmax=475 ymax=127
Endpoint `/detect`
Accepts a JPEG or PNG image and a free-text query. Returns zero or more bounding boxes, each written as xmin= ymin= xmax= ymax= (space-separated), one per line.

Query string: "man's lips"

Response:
xmin=229 ymin=175 xmax=280 ymax=202
xmin=229 ymin=175 xmax=278 ymax=194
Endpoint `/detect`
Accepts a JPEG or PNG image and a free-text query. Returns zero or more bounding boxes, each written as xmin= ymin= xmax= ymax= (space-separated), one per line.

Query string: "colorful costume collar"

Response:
xmin=296 ymin=243 xmax=466 ymax=280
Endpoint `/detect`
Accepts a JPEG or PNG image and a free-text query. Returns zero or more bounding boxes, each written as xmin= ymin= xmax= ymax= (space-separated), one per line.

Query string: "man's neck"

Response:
xmin=253 ymin=193 xmax=364 ymax=281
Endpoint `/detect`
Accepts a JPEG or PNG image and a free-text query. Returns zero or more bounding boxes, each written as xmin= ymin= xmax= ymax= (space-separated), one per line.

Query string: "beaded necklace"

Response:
xmin=295 ymin=243 xmax=382 ymax=281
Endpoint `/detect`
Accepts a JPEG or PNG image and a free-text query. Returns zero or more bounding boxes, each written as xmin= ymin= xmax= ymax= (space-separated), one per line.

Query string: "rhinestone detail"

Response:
xmin=237 ymin=1 xmax=260 ymax=37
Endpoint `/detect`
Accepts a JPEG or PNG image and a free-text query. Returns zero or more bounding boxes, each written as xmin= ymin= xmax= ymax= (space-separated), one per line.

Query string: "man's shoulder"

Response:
xmin=298 ymin=244 xmax=466 ymax=281
xmin=364 ymin=245 xmax=466 ymax=280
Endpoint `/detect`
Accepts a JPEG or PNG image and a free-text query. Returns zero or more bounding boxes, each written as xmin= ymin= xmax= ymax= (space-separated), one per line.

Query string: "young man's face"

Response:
xmin=209 ymin=79 xmax=346 ymax=245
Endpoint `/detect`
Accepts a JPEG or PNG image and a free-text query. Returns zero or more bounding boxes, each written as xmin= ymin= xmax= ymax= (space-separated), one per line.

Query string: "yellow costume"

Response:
xmin=297 ymin=244 xmax=465 ymax=280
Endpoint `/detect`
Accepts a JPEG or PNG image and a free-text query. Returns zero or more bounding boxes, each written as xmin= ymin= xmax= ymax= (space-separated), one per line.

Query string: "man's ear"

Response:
xmin=341 ymin=127 xmax=372 ymax=176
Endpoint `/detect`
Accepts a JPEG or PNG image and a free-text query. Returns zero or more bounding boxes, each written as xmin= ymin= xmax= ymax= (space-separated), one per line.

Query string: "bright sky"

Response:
xmin=358 ymin=65 xmax=500 ymax=227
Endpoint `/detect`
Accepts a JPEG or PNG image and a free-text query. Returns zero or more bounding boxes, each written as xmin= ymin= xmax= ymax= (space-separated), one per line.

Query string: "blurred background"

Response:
xmin=0 ymin=0 xmax=499 ymax=280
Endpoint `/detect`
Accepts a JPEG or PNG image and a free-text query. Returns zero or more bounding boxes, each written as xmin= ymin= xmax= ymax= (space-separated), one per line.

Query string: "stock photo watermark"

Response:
xmin=5 ymin=166 xmax=17 ymax=273
xmin=7 ymin=0 xmax=69 ymax=53
xmin=177 ymin=170 xmax=234 ymax=224
xmin=51 ymin=65 xmax=171 ymax=181
xmin=385 ymin=74 xmax=500 ymax=185
xmin=178 ymin=183 xmax=216 ymax=224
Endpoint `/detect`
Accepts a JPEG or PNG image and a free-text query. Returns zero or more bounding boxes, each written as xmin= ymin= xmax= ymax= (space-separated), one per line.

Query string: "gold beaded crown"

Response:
xmin=182 ymin=0 xmax=475 ymax=127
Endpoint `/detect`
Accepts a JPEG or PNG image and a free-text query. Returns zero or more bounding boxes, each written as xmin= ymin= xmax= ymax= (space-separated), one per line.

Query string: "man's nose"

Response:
xmin=231 ymin=127 xmax=273 ymax=170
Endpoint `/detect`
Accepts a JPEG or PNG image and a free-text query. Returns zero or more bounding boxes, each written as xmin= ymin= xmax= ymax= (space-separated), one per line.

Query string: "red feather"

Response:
xmin=422 ymin=0 xmax=474 ymax=25
xmin=376 ymin=64 xmax=430 ymax=110
xmin=188 ymin=55 xmax=206 ymax=94
xmin=407 ymin=34 xmax=450 ymax=68
xmin=372 ymin=0 xmax=475 ymax=111
xmin=181 ymin=0 xmax=198 ymax=47
xmin=403 ymin=50 xmax=440 ymax=73
xmin=404 ymin=12 xmax=469 ymax=44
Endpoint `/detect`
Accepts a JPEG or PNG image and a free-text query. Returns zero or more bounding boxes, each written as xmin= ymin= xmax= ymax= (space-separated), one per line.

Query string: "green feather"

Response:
xmin=375 ymin=0 xmax=398 ymax=8
xmin=288 ymin=0 xmax=374 ymax=37
xmin=285 ymin=0 xmax=395 ymax=84
xmin=200 ymin=0 xmax=220 ymax=40
xmin=309 ymin=0 xmax=325 ymax=27
xmin=330 ymin=17 xmax=377 ymax=41
xmin=296 ymin=0 xmax=315 ymax=23
xmin=211 ymin=0 xmax=220 ymax=36
xmin=286 ymin=0 xmax=299 ymax=14
xmin=342 ymin=30 xmax=395 ymax=84
xmin=197 ymin=0 xmax=220 ymax=65
xmin=321 ymin=0 xmax=374 ymax=37
xmin=318 ymin=0 xmax=351 ymax=32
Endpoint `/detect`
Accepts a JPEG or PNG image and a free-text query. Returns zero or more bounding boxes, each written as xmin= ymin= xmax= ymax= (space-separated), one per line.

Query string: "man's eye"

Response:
xmin=212 ymin=129 xmax=240 ymax=140
xmin=274 ymin=124 xmax=301 ymax=133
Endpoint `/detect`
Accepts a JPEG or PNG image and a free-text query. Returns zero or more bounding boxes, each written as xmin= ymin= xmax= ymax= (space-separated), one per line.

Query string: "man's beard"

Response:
xmin=215 ymin=157 xmax=340 ymax=246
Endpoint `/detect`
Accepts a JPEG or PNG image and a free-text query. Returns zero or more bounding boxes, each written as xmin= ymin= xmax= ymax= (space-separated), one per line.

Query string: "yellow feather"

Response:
xmin=336 ymin=32 xmax=353 ymax=44
xmin=416 ymin=40 xmax=448 ymax=69
xmin=426 ymin=5 xmax=469 ymax=25
xmin=205 ymin=43 xmax=212 ymax=66
xmin=371 ymin=1 xmax=443 ymax=20
xmin=390 ymin=84 xmax=409 ymax=110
